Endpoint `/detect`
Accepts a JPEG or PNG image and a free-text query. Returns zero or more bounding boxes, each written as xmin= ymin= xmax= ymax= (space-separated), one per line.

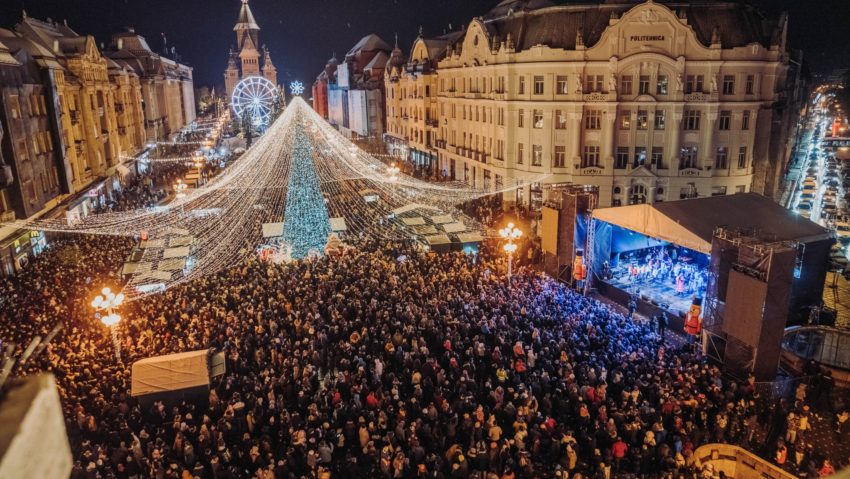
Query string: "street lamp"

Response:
xmin=175 ymin=179 xmax=188 ymax=199
xmin=386 ymin=163 xmax=400 ymax=196
xmin=91 ymin=287 xmax=124 ymax=361
xmin=499 ymin=222 xmax=523 ymax=281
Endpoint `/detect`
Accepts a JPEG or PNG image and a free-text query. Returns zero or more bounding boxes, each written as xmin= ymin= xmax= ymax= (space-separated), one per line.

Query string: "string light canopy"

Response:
xmin=2 ymin=98 xmax=545 ymax=298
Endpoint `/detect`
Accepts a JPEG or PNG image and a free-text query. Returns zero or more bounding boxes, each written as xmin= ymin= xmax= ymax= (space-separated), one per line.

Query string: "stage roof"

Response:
xmin=592 ymin=193 xmax=832 ymax=254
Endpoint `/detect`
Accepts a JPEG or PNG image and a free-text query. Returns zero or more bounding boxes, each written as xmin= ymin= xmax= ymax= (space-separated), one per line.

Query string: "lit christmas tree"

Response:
xmin=282 ymin=126 xmax=331 ymax=258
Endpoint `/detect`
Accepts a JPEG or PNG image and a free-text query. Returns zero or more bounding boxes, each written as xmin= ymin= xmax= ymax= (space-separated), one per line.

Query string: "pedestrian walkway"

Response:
xmin=822 ymin=270 xmax=850 ymax=328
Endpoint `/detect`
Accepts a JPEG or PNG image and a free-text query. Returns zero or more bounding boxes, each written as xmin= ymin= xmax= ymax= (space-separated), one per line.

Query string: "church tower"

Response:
xmin=224 ymin=51 xmax=239 ymax=98
xmin=262 ymin=46 xmax=277 ymax=87
xmin=239 ymin=33 xmax=260 ymax=77
xmin=225 ymin=0 xmax=278 ymax=98
xmin=233 ymin=0 xmax=260 ymax=52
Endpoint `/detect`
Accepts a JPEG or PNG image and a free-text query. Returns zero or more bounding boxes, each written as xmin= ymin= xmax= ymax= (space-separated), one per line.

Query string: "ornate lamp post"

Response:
xmin=91 ymin=287 xmax=124 ymax=361
xmin=499 ymin=222 xmax=523 ymax=281
xmin=387 ymin=163 xmax=400 ymax=195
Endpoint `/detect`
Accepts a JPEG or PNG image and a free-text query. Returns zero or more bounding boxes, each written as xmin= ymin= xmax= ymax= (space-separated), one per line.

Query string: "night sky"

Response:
xmin=0 ymin=0 xmax=846 ymax=90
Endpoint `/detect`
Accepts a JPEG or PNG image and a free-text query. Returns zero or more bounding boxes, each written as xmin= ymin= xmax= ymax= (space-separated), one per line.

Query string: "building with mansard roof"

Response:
xmin=326 ymin=34 xmax=392 ymax=138
xmin=106 ymin=28 xmax=195 ymax=141
xmin=223 ymin=0 xmax=278 ymax=99
xmin=385 ymin=0 xmax=808 ymax=208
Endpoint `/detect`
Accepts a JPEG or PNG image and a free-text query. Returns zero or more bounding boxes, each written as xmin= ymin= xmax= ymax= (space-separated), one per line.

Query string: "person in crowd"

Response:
xmin=1 ymin=176 xmax=847 ymax=479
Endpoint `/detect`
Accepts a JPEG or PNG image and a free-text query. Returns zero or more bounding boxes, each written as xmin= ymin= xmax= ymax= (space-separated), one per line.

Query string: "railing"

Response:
xmin=583 ymin=91 xmax=614 ymax=102
xmin=692 ymin=444 xmax=796 ymax=479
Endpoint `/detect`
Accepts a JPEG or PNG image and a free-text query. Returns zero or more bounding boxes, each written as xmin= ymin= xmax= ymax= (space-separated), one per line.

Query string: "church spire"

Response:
xmin=234 ymin=0 xmax=260 ymax=51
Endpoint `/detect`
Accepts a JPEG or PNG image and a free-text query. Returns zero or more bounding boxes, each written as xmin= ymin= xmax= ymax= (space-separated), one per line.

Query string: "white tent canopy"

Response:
xmin=131 ymin=350 xmax=212 ymax=397
xmin=592 ymin=204 xmax=711 ymax=254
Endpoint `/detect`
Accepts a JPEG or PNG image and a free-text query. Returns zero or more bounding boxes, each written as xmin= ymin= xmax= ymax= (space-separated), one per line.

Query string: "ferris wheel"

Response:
xmin=231 ymin=76 xmax=277 ymax=127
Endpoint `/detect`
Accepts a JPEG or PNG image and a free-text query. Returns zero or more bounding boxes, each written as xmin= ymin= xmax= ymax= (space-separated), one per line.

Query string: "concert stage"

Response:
xmin=588 ymin=193 xmax=832 ymax=324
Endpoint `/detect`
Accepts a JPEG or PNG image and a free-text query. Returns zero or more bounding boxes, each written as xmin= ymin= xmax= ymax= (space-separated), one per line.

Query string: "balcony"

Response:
xmin=678 ymin=167 xmax=703 ymax=177
xmin=684 ymin=92 xmax=718 ymax=103
xmin=582 ymin=91 xmax=614 ymax=102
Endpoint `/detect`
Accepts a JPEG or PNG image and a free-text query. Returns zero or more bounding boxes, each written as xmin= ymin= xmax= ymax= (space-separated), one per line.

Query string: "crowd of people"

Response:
xmin=1 ymin=133 xmax=848 ymax=478
xmin=1 ymin=227 xmax=848 ymax=478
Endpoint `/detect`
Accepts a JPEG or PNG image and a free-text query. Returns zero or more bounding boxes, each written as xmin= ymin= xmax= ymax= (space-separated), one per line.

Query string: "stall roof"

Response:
xmin=592 ymin=193 xmax=832 ymax=254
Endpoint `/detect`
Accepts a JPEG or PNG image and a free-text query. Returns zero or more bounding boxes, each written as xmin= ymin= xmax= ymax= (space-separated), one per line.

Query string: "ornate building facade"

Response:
xmin=223 ymin=0 xmax=277 ymax=99
xmin=107 ymin=28 xmax=195 ymax=142
xmin=327 ymin=34 xmax=392 ymax=138
xmin=312 ymin=56 xmax=339 ymax=120
xmin=0 ymin=14 xmax=178 ymax=275
xmin=385 ymin=0 xmax=806 ymax=207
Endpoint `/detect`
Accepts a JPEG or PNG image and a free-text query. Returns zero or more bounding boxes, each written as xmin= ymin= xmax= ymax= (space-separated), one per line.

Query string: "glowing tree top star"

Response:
xmin=289 ymin=80 xmax=305 ymax=96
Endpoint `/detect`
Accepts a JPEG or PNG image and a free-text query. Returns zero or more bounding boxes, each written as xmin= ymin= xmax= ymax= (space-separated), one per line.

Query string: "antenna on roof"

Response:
xmin=21 ymin=9 xmax=27 ymax=20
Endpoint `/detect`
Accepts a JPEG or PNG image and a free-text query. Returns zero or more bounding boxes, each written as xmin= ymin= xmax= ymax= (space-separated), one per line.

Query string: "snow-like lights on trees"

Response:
xmin=289 ymin=80 xmax=305 ymax=96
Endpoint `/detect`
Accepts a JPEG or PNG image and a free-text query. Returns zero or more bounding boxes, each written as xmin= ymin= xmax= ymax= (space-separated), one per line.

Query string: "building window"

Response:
xmin=554 ymin=145 xmax=566 ymax=168
xmin=518 ymin=109 xmax=525 ymax=128
xmin=9 ymin=95 xmax=20 ymax=119
xmin=636 ymin=110 xmax=648 ymax=130
xmin=629 ymin=184 xmax=647 ymax=205
xmin=639 ymin=75 xmax=650 ymax=94
xmin=736 ymin=185 xmax=747 ymax=193
xmin=712 ymin=186 xmax=727 ymax=197
xmin=582 ymin=145 xmax=600 ymax=167
xmin=716 ymin=146 xmax=729 ymax=169
xmin=718 ymin=111 xmax=731 ymax=131
xmin=683 ymin=110 xmax=701 ymax=130
xmin=518 ymin=76 xmax=526 ymax=94
xmin=654 ymin=110 xmax=666 ymax=130
xmin=656 ymin=75 xmax=668 ymax=95
xmin=585 ymin=110 xmax=602 ymax=130
xmin=722 ymin=75 xmax=735 ymax=95
xmin=651 ymin=147 xmax=664 ymax=168
xmin=555 ymin=110 xmax=567 ymax=130
xmin=738 ymin=146 xmax=748 ymax=169
xmin=742 ymin=110 xmax=751 ymax=130
xmin=532 ymin=144 xmax=543 ymax=166
xmin=585 ymin=75 xmax=604 ymax=93
xmin=619 ymin=111 xmax=631 ymax=130
xmin=633 ymin=147 xmax=647 ymax=168
xmin=533 ymin=76 xmax=544 ymax=95
xmin=556 ymin=75 xmax=568 ymax=94
xmin=517 ymin=143 xmax=524 ymax=164
xmin=686 ymin=75 xmax=704 ymax=94
xmin=745 ymin=75 xmax=755 ymax=95
xmin=533 ymin=110 xmax=544 ymax=129
xmin=497 ymin=108 xmax=505 ymax=126
xmin=615 ymin=147 xmax=629 ymax=169
xmin=680 ymin=146 xmax=698 ymax=169
xmin=620 ymin=75 xmax=633 ymax=95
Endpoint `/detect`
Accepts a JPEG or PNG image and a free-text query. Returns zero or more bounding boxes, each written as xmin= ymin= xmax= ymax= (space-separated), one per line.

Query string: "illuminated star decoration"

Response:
xmin=289 ymin=80 xmax=305 ymax=96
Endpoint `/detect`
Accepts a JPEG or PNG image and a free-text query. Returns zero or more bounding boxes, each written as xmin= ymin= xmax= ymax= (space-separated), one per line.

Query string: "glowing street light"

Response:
xmin=91 ymin=287 xmax=124 ymax=361
xmin=174 ymin=179 xmax=188 ymax=199
xmin=499 ymin=222 xmax=523 ymax=281
xmin=386 ymin=163 xmax=400 ymax=196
